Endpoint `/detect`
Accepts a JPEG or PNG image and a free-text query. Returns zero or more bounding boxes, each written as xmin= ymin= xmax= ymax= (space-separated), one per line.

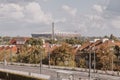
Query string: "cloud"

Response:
xmin=0 ymin=3 xmax=24 ymax=20
xmin=62 ymin=5 xmax=77 ymax=16
xmin=111 ymin=16 xmax=120 ymax=29
xmin=43 ymin=0 xmax=49 ymax=2
xmin=24 ymin=2 xmax=53 ymax=24
xmin=107 ymin=0 xmax=120 ymax=13
xmin=93 ymin=4 xmax=106 ymax=13
xmin=0 ymin=2 xmax=53 ymax=25
xmin=0 ymin=0 xmax=34 ymax=3
xmin=55 ymin=18 xmax=66 ymax=23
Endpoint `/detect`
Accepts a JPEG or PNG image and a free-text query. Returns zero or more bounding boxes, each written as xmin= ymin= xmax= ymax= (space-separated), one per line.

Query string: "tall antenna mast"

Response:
xmin=52 ymin=22 xmax=54 ymax=42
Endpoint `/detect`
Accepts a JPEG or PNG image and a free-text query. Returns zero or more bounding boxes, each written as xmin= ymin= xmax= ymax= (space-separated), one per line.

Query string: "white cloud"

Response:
xmin=111 ymin=16 xmax=120 ymax=28
xmin=24 ymin=2 xmax=53 ymax=24
xmin=43 ymin=0 xmax=49 ymax=2
xmin=0 ymin=3 xmax=24 ymax=20
xmin=62 ymin=5 xmax=77 ymax=16
xmin=93 ymin=4 xmax=106 ymax=13
xmin=0 ymin=2 xmax=53 ymax=25
xmin=55 ymin=18 xmax=66 ymax=23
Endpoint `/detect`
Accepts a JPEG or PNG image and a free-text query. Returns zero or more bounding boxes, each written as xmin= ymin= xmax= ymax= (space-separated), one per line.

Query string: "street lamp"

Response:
xmin=9 ymin=45 xmax=13 ymax=64
xmin=3 ymin=46 xmax=7 ymax=66
xmin=48 ymin=52 xmax=50 ymax=68
xmin=110 ymin=47 xmax=114 ymax=72
xmin=48 ymin=44 xmax=51 ymax=68
xmin=92 ymin=46 xmax=96 ymax=73
xmin=40 ymin=51 xmax=42 ymax=74
xmin=88 ymin=49 xmax=91 ymax=80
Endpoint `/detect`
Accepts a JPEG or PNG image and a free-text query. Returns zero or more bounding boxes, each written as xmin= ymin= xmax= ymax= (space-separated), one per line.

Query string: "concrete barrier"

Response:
xmin=1 ymin=62 xmax=120 ymax=77
xmin=0 ymin=68 xmax=50 ymax=80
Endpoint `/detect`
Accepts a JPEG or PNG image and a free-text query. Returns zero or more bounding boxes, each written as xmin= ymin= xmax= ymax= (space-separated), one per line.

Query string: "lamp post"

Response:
xmin=88 ymin=50 xmax=91 ymax=80
xmin=3 ymin=46 xmax=7 ymax=66
xmin=48 ymin=52 xmax=50 ymax=68
xmin=10 ymin=45 xmax=13 ymax=64
xmin=110 ymin=48 xmax=114 ymax=72
xmin=40 ymin=51 xmax=42 ymax=74
xmin=48 ymin=44 xmax=51 ymax=68
xmin=92 ymin=46 xmax=96 ymax=73
xmin=93 ymin=51 xmax=96 ymax=73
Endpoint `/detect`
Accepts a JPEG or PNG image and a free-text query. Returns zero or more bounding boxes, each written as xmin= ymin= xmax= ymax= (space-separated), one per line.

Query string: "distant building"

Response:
xmin=10 ymin=37 xmax=30 ymax=45
xmin=32 ymin=33 xmax=51 ymax=39
xmin=31 ymin=32 xmax=81 ymax=39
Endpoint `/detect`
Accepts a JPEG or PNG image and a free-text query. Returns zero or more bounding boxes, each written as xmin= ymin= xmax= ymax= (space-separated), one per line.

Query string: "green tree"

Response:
xmin=65 ymin=37 xmax=82 ymax=45
xmin=109 ymin=34 xmax=119 ymax=41
xmin=25 ymin=38 xmax=43 ymax=46
xmin=15 ymin=45 xmax=44 ymax=64
xmin=50 ymin=43 xmax=75 ymax=67
xmin=96 ymin=46 xmax=116 ymax=70
xmin=15 ymin=38 xmax=44 ymax=64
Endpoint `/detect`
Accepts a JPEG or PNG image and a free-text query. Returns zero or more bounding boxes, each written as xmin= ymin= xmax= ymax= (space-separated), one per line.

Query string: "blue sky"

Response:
xmin=0 ymin=0 xmax=120 ymax=37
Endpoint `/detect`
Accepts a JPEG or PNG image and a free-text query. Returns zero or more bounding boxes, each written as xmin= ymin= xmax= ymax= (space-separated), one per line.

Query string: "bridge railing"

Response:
xmin=0 ymin=68 xmax=50 ymax=80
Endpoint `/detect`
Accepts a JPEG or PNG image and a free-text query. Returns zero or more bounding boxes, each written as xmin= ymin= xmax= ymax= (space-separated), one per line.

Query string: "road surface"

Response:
xmin=0 ymin=64 xmax=120 ymax=80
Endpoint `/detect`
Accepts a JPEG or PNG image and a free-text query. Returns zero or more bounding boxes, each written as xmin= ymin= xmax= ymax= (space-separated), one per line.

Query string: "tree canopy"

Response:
xmin=25 ymin=38 xmax=43 ymax=46
xmin=50 ymin=43 xmax=75 ymax=67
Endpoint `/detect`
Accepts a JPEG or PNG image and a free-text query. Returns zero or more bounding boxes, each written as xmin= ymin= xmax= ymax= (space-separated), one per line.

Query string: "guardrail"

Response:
xmin=0 ymin=68 xmax=50 ymax=80
xmin=0 ymin=62 xmax=120 ymax=77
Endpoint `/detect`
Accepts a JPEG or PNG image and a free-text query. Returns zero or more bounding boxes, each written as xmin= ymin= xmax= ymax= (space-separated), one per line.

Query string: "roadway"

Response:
xmin=0 ymin=64 xmax=120 ymax=80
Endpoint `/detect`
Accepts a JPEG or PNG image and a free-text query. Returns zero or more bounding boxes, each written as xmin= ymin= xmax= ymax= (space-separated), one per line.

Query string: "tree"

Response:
xmin=96 ymin=46 xmax=116 ymax=70
xmin=45 ymin=39 xmax=58 ymax=44
xmin=65 ymin=38 xmax=82 ymax=45
xmin=15 ymin=45 xmax=44 ymax=64
xmin=15 ymin=38 xmax=44 ymax=64
xmin=75 ymin=50 xmax=87 ymax=68
xmin=25 ymin=38 xmax=43 ymax=46
xmin=50 ymin=43 xmax=75 ymax=67
xmin=114 ymin=45 xmax=120 ymax=71
xmin=110 ymin=34 xmax=119 ymax=41
xmin=104 ymin=35 xmax=109 ymax=38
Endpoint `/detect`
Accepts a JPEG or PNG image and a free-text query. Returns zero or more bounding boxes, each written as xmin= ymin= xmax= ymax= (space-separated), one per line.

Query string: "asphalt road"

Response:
xmin=0 ymin=64 xmax=120 ymax=80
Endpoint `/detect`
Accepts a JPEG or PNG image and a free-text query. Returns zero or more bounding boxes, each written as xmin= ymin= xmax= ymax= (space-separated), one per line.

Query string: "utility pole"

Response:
xmin=93 ymin=50 xmax=96 ymax=73
xmin=89 ymin=51 xmax=91 ymax=80
xmin=110 ymin=48 xmax=114 ymax=72
xmin=48 ymin=51 xmax=50 ymax=68
xmin=112 ymin=56 xmax=113 ymax=72
xmin=10 ymin=46 xmax=12 ymax=64
xmin=40 ymin=51 xmax=42 ymax=74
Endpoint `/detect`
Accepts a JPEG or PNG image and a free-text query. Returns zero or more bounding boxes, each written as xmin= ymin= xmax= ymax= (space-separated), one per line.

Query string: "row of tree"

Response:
xmin=15 ymin=43 xmax=120 ymax=72
xmin=76 ymin=45 xmax=120 ymax=71
xmin=0 ymin=37 xmax=120 ymax=72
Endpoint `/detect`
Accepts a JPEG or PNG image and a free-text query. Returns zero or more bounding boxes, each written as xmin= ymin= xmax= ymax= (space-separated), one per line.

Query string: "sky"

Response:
xmin=0 ymin=0 xmax=120 ymax=37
